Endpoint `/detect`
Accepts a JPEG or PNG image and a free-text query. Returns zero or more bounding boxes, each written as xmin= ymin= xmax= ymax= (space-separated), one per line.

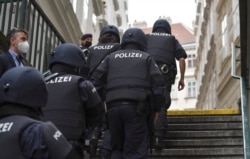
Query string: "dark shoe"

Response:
xmin=152 ymin=137 xmax=165 ymax=150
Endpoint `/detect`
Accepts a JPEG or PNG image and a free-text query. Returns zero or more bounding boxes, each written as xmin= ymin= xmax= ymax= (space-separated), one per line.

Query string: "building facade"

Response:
xmin=194 ymin=0 xmax=241 ymax=109
xmin=70 ymin=0 xmax=128 ymax=44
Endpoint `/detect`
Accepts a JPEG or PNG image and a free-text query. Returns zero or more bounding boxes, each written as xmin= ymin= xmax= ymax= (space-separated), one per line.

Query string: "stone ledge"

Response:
xmin=167 ymin=109 xmax=240 ymax=116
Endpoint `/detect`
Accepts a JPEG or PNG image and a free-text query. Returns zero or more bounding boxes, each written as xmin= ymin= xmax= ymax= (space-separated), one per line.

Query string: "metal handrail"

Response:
xmin=231 ymin=43 xmax=250 ymax=159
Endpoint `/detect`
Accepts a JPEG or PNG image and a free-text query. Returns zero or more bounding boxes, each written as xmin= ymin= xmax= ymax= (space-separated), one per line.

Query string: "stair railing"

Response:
xmin=231 ymin=43 xmax=250 ymax=159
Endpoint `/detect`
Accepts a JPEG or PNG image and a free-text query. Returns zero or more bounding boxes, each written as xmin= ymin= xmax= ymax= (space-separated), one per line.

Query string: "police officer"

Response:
xmin=91 ymin=28 xmax=166 ymax=159
xmin=0 ymin=67 xmax=81 ymax=159
xmin=87 ymin=25 xmax=121 ymax=158
xmin=146 ymin=19 xmax=187 ymax=149
xmin=87 ymin=25 xmax=121 ymax=77
xmin=42 ymin=43 xmax=105 ymax=158
xmin=80 ymin=33 xmax=93 ymax=61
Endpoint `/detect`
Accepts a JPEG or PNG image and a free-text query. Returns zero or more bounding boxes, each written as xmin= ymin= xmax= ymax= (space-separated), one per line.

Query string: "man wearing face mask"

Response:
xmin=0 ymin=27 xmax=32 ymax=77
xmin=80 ymin=33 xmax=93 ymax=61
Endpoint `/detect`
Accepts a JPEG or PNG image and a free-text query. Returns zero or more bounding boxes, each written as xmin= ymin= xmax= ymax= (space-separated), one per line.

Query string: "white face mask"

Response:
xmin=17 ymin=41 xmax=29 ymax=54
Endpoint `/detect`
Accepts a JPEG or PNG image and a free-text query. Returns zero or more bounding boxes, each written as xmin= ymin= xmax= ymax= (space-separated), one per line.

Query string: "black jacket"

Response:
xmin=0 ymin=51 xmax=31 ymax=77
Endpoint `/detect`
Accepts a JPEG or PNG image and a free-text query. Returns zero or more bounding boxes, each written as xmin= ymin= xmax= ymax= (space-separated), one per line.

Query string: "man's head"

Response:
xmin=49 ymin=43 xmax=86 ymax=75
xmin=81 ymin=33 xmax=93 ymax=48
xmin=99 ymin=25 xmax=120 ymax=43
xmin=0 ymin=67 xmax=48 ymax=108
xmin=6 ymin=27 xmax=29 ymax=54
xmin=152 ymin=19 xmax=171 ymax=34
xmin=121 ymin=28 xmax=147 ymax=51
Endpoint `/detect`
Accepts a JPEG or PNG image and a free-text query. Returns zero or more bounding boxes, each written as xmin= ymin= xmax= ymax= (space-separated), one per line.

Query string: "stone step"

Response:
xmin=95 ymin=110 xmax=244 ymax=158
xmin=163 ymin=138 xmax=243 ymax=147
xmin=168 ymin=122 xmax=242 ymax=131
xmin=147 ymin=155 xmax=244 ymax=159
xmin=165 ymin=130 xmax=243 ymax=138
xmin=148 ymin=147 xmax=243 ymax=157
xmin=168 ymin=115 xmax=242 ymax=123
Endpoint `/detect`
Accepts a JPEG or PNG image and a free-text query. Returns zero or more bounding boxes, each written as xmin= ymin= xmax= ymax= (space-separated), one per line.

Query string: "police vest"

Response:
xmin=0 ymin=115 xmax=73 ymax=159
xmin=146 ymin=33 xmax=176 ymax=67
xmin=88 ymin=43 xmax=120 ymax=76
xmin=106 ymin=50 xmax=151 ymax=102
xmin=43 ymin=74 xmax=85 ymax=141
xmin=0 ymin=115 xmax=35 ymax=158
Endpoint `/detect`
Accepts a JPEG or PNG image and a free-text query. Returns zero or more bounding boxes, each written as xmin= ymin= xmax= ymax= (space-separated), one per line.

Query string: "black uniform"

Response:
xmin=0 ymin=115 xmax=72 ymax=159
xmin=0 ymin=66 xmax=81 ymax=159
xmin=43 ymin=73 xmax=105 ymax=156
xmin=146 ymin=19 xmax=187 ymax=149
xmin=91 ymin=49 xmax=165 ymax=159
xmin=87 ymin=43 xmax=120 ymax=77
xmin=147 ymin=32 xmax=187 ymax=87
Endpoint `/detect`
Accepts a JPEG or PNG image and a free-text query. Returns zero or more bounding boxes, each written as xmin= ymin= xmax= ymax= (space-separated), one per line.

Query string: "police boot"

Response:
xmin=152 ymin=136 xmax=165 ymax=150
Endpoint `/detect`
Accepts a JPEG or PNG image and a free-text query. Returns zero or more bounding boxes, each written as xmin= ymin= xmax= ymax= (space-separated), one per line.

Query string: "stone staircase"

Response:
xmin=149 ymin=109 xmax=244 ymax=159
xmin=95 ymin=109 xmax=244 ymax=159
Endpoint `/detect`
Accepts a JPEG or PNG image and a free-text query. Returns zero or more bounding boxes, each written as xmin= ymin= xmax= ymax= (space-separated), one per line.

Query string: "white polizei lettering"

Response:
xmin=105 ymin=45 xmax=113 ymax=49
xmin=150 ymin=32 xmax=171 ymax=36
xmin=48 ymin=80 xmax=54 ymax=84
xmin=114 ymin=54 xmax=120 ymax=58
xmin=0 ymin=124 xmax=3 ymax=132
xmin=0 ymin=122 xmax=13 ymax=133
xmin=114 ymin=53 xmax=143 ymax=59
xmin=7 ymin=122 xmax=13 ymax=131
xmin=94 ymin=45 xmax=114 ymax=50
xmin=53 ymin=130 xmax=62 ymax=140
xmin=92 ymin=87 xmax=96 ymax=93
xmin=48 ymin=76 xmax=72 ymax=84
xmin=2 ymin=123 xmax=9 ymax=132
xmin=63 ymin=76 xmax=72 ymax=82
xmin=57 ymin=77 xmax=63 ymax=82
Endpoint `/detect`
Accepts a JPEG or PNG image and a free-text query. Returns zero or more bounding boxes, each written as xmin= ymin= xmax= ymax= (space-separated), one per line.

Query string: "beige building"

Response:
xmin=194 ymin=0 xmax=241 ymax=109
xmin=70 ymin=0 xmax=128 ymax=44
xmin=38 ymin=0 xmax=128 ymax=45
xmin=134 ymin=19 xmax=197 ymax=110
xmin=34 ymin=0 xmax=82 ymax=44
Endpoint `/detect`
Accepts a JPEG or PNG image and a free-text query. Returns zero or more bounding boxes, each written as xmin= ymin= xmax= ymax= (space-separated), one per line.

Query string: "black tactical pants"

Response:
xmin=107 ymin=102 xmax=149 ymax=159
xmin=153 ymin=83 xmax=171 ymax=149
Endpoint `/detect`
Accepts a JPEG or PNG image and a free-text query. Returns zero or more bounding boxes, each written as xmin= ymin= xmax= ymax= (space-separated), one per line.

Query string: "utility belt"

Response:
xmin=107 ymin=100 xmax=150 ymax=117
xmin=158 ymin=63 xmax=177 ymax=83
xmin=158 ymin=63 xmax=175 ymax=74
xmin=159 ymin=64 xmax=170 ymax=74
xmin=107 ymin=100 xmax=139 ymax=110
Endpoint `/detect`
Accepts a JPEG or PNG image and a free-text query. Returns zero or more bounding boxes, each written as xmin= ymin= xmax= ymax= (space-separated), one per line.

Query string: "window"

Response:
xmin=187 ymin=54 xmax=196 ymax=68
xmin=187 ymin=81 xmax=196 ymax=97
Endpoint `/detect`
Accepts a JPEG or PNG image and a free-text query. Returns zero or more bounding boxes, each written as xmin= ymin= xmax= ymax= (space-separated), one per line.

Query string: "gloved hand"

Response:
xmin=85 ymin=126 xmax=102 ymax=157
xmin=88 ymin=137 xmax=98 ymax=156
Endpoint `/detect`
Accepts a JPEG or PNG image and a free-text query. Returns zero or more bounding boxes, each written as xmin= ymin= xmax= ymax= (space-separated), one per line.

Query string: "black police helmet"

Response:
xmin=0 ymin=67 xmax=48 ymax=108
xmin=152 ymin=19 xmax=171 ymax=34
xmin=121 ymin=28 xmax=147 ymax=51
xmin=49 ymin=43 xmax=85 ymax=69
xmin=100 ymin=25 xmax=120 ymax=42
